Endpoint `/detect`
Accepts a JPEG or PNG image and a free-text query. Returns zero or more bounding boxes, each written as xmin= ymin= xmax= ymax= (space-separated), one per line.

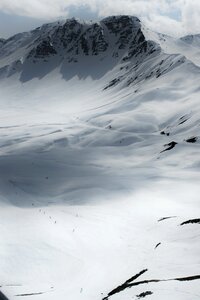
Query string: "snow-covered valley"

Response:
xmin=0 ymin=15 xmax=200 ymax=300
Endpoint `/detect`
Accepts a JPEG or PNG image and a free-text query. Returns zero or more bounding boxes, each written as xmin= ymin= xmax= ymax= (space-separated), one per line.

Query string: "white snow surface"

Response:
xmin=0 ymin=16 xmax=200 ymax=300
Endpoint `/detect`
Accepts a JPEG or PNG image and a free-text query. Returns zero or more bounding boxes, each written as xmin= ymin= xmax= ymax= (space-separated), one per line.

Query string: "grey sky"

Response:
xmin=0 ymin=12 xmax=45 ymax=38
xmin=0 ymin=0 xmax=199 ymax=39
xmin=0 ymin=5 xmax=100 ymax=38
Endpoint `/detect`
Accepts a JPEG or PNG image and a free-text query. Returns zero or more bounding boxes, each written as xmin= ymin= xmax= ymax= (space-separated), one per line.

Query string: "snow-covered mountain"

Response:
xmin=0 ymin=15 xmax=200 ymax=300
xmin=0 ymin=16 xmax=187 ymax=84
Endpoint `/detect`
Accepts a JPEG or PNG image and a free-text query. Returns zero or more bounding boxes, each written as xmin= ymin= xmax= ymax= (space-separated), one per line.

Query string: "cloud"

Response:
xmin=181 ymin=0 xmax=200 ymax=34
xmin=0 ymin=0 xmax=199 ymax=37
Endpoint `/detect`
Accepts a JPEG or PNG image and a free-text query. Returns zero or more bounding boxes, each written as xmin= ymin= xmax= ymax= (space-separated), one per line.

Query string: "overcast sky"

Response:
xmin=0 ymin=0 xmax=199 ymax=38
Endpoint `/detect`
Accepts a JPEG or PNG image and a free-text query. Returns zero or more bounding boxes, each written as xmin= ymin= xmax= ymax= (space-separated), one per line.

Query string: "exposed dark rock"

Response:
xmin=104 ymin=78 xmax=121 ymax=90
xmin=127 ymin=274 xmax=200 ymax=288
xmin=80 ymin=36 xmax=89 ymax=55
xmin=102 ymin=267 xmax=200 ymax=300
xmin=15 ymin=292 xmax=44 ymax=297
xmin=161 ymin=141 xmax=177 ymax=153
xmin=185 ymin=137 xmax=197 ymax=143
xmin=53 ymin=19 xmax=82 ymax=49
xmin=176 ymin=275 xmax=200 ymax=281
xmin=160 ymin=131 xmax=170 ymax=136
xmin=103 ymin=16 xmax=140 ymax=36
xmin=0 ymin=38 xmax=5 ymax=48
xmin=28 ymin=39 xmax=57 ymax=59
xmin=179 ymin=119 xmax=187 ymax=125
xmin=0 ymin=291 xmax=9 ymax=300
xmin=0 ymin=15 xmax=186 ymax=89
xmin=137 ymin=291 xmax=153 ymax=298
xmin=158 ymin=216 xmax=177 ymax=222
xmin=180 ymin=218 xmax=200 ymax=225
xmin=123 ymin=35 xmax=159 ymax=62
xmin=90 ymin=25 xmax=108 ymax=55
xmin=178 ymin=115 xmax=188 ymax=125
xmin=155 ymin=243 xmax=161 ymax=249
xmin=102 ymin=269 xmax=148 ymax=300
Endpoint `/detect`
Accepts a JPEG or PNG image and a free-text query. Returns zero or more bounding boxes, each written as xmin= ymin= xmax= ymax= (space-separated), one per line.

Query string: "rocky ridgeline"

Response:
xmin=25 ymin=16 xmax=157 ymax=61
xmin=0 ymin=15 xmax=186 ymax=87
xmin=0 ymin=38 xmax=5 ymax=47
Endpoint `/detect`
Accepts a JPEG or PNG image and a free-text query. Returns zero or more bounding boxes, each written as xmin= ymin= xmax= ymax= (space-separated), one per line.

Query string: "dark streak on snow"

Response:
xmin=102 ymin=272 xmax=200 ymax=299
xmin=155 ymin=242 xmax=161 ymax=249
xmin=102 ymin=269 xmax=148 ymax=300
xmin=160 ymin=141 xmax=177 ymax=153
xmin=137 ymin=291 xmax=153 ymax=298
xmin=180 ymin=218 xmax=200 ymax=226
xmin=178 ymin=115 xmax=188 ymax=125
xmin=176 ymin=275 xmax=200 ymax=281
xmin=128 ymin=274 xmax=200 ymax=287
xmin=160 ymin=131 xmax=170 ymax=136
xmin=185 ymin=137 xmax=198 ymax=143
xmin=158 ymin=216 xmax=177 ymax=222
xmin=178 ymin=119 xmax=187 ymax=125
xmin=15 ymin=292 xmax=44 ymax=297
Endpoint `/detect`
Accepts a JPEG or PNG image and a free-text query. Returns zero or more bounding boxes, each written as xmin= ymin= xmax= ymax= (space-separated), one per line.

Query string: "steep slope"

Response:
xmin=0 ymin=16 xmax=200 ymax=300
xmin=180 ymin=34 xmax=200 ymax=46
xmin=0 ymin=38 xmax=5 ymax=46
xmin=142 ymin=25 xmax=200 ymax=67
xmin=0 ymin=16 xmax=186 ymax=85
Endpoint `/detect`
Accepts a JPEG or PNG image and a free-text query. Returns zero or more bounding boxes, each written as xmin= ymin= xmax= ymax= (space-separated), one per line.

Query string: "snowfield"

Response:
xmin=0 ymin=15 xmax=200 ymax=300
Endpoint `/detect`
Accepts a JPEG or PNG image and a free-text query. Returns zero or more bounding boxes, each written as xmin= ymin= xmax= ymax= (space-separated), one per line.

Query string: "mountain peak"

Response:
xmin=0 ymin=38 xmax=5 ymax=46
xmin=102 ymin=15 xmax=140 ymax=23
xmin=0 ymin=15 xmax=148 ymax=65
xmin=180 ymin=34 xmax=200 ymax=46
xmin=0 ymin=15 xmax=188 ymax=85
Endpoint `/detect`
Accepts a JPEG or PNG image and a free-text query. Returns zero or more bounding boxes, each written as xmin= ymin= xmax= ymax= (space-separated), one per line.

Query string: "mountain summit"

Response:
xmin=0 ymin=15 xmax=188 ymax=85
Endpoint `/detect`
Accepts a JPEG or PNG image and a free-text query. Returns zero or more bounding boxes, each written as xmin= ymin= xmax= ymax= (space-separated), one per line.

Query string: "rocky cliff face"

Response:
xmin=0 ymin=15 xmax=186 ymax=87
xmin=0 ymin=16 xmax=157 ymax=62
xmin=25 ymin=16 xmax=145 ymax=60
xmin=0 ymin=38 xmax=5 ymax=47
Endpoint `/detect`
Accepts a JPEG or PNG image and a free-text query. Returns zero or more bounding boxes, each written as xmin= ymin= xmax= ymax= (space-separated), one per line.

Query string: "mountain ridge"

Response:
xmin=0 ymin=15 xmax=196 ymax=88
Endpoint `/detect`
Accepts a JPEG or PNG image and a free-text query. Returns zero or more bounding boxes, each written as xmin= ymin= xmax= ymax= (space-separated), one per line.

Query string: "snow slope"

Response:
xmin=0 ymin=15 xmax=200 ymax=300
xmin=142 ymin=25 xmax=200 ymax=67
